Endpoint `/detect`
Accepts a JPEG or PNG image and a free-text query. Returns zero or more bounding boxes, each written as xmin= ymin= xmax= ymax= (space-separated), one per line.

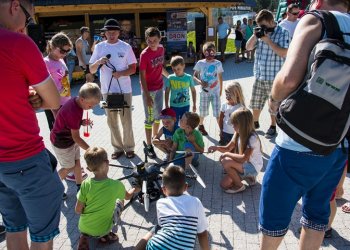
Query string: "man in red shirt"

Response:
xmin=0 ymin=1 xmax=63 ymax=249
xmin=139 ymin=27 xmax=169 ymax=159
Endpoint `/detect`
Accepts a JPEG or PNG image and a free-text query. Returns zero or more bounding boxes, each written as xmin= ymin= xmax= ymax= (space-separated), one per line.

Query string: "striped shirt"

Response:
xmin=146 ymin=194 xmax=208 ymax=250
xmin=253 ymin=25 xmax=289 ymax=81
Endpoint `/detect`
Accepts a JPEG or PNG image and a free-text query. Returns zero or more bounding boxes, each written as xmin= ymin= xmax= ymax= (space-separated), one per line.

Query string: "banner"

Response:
xmin=166 ymin=10 xmax=187 ymax=54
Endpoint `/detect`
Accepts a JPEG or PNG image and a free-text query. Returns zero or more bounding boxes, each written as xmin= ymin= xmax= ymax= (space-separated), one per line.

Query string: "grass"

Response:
xmin=187 ymin=31 xmax=237 ymax=53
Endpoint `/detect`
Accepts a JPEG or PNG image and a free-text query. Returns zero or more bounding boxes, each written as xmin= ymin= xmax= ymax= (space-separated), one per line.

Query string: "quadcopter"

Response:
xmin=110 ymin=142 xmax=207 ymax=212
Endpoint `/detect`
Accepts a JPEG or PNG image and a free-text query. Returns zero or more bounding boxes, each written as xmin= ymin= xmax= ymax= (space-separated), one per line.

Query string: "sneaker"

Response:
xmin=62 ymin=193 xmax=67 ymax=200
xmin=0 ymin=225 xmax=5 ymax=235
xmin=66 ymin=168 xmax=88 ymax=182
xmin=198 ymin=125 xmax=208 ymax=136
xmin=245 ymin=176 xmax=257 ymax=186
xmin=254 ymin=121 xmax=260 ymax=129
xmin=146 ymin=145 xmax=157 ymax=159
xmin=224 ymin=185 xmax=246 ymax=194
xmin=265 ymin=126 xmax=277 ymax=139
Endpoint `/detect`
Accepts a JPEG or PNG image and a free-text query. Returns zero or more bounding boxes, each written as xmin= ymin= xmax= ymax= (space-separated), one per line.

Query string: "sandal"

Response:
xmin=341 ymin=202 xmax=350 ymax=213
xmin=111 ymin=152 xmax=124 ymax=160
xmin=125 ymin=151 xmax=135 ymax=159
xmin=99 ymin=232 xmax=119 ymax=244
xmin=78 ymin=234 xmax=90 ymax=250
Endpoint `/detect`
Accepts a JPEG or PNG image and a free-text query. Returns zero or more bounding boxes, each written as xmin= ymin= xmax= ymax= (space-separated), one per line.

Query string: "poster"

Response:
xmin=166 ymin=10 xmax=187 ymax=55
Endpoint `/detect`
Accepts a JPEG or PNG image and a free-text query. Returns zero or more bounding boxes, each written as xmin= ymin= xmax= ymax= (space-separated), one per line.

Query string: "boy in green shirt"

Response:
xmin=170 ymin=112 xmax=204 ymax=169
xmin=75 ymin=147 xmax=139 ymax=248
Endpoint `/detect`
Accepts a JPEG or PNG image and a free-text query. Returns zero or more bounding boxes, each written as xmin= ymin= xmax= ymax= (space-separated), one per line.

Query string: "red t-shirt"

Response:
xmin=50 ymin=98 xmax=83 ymax=149
xmin=0 ymin=29 xmax=50 ymax=162
xmin=139 ymin=46 xmax=165 ymax=91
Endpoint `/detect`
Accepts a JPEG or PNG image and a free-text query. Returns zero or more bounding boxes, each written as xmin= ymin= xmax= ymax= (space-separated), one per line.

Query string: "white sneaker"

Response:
xmin=224 ymin=185 xmax=246 ymax=194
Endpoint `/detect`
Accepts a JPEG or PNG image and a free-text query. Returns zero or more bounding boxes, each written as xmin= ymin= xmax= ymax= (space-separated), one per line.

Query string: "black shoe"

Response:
xmin=62 ymin=193 xmax=68 ymax=200
xmin=254 ymin=121 xmax=260 ymax=129
xmin=0 ymin=225 xmax=5 ymax=235
xmin=324 ymin=228 xmax=333 ymax=238
xmin=265 ymin=126 xmax=277 ymax=139
xmin=146 ymin=145 xmax=157 ymax=159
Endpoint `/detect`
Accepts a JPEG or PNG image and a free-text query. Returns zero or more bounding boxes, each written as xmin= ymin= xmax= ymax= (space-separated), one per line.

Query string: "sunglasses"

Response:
xmin=204 ymin=50 xmax=215 ymax=57
xmin=20 ymin=4 xmax=34 ymax=28
xmin=59 ymin=48 xmax=71 ymax=54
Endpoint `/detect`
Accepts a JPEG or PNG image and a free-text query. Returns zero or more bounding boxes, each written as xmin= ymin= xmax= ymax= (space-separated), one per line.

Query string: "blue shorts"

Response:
xmin=0 ymin=150 xmax=64 ymax=242
xmin=220 ymin=131 xmax=233 ymax=145
xmin=239 ymin=162 xmax=257 ymax=179
xmin=259 ymin=146 xmax=346 ymax=237
xmin=171 ymin=105 xmax=189 ymax=124
xmin=173 ymin=142 xmax=199 ymax=167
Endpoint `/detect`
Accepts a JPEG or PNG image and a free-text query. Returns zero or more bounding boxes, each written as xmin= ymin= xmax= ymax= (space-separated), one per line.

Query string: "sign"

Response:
xmin=167 ymin=10 xmax=187 ymax=55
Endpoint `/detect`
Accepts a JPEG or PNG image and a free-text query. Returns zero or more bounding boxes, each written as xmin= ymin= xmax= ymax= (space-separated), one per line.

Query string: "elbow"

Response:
xmin=89 ymin=65 xmax=96 ymax=74
xmin=130 ymin=64 xmax=137 ymax=75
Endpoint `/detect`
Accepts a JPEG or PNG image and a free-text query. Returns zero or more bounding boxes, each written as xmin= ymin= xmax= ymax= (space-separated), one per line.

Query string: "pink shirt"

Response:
xmin=0 ymin=29 xmax=49 ymax=162
xmin=139 ymin=46 xmax=165 ymax=91
xmin=44 ymin=57 xmax=71 ymax=105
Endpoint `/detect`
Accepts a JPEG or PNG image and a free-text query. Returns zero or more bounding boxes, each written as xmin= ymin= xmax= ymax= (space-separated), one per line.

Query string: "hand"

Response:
xmin=192 ymin=105 xmax=197 ymax=112
xmin=208 ymin=146 xmax=217 ymax=153
xmin=268 ymin=98 xmax=281 ymax=116
xmin=164 ymin=139 xmax=173 ymax=148
xmin=146 ymin=94 xmax=154 ymax=107
xmin=201 ymin=80 xmax=209 ymax=88
xmin=219 ymin=152 xmax=230 ymax=161
xmin=81 ymin=119 xmax=93 ymax=128
xmin=112 ymin=71 xmax=122 ymax=79
xmin=98 ymin=56 xmax=109 ymax=66
xmin=28 ymin=89 xmax=42 ymax=109
xmin=260 ymin=35 xmax=272 ymax=45
xmin=186 ymin=134 xmax=195 ymax=143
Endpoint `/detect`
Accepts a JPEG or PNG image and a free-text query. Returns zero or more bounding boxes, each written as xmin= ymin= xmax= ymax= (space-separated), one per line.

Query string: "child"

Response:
xmin=165 ymin=55 xmax=196 ymax=122
xmin=152 ymin=108 xmax=179 ymax=161
xmin=208 ymin=108 xmax=263 ymax=194
xmin=234 ymin=20 xmax=243 ymax=63
xmin=218 ymin=82 xmax=245 ymax=145
xmin=50 ymin=82 xmax=102 ymax=199
xmin=139 ymin=27 xmax=169 ymax=159
xmin=76 ymin=147 xmax=138 ymax=248
xmin=44 ymin=32 xmax=73 ymax=131
xmin=193 ymin=42 xmax=223 ymax=136
xmin=170 ymin=112 xmax=204 ymax=170
xmin=134 ymin=166 xmax=209 ymax=250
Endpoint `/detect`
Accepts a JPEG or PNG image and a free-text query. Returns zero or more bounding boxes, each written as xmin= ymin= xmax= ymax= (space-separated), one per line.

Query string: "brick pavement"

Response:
xmin=1 ymin=56 xmax=350 ymax=250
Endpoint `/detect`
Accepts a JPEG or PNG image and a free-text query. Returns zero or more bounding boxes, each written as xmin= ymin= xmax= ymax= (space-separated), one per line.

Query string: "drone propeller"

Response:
xmin=176 ymin=151 xmax=211 ymax=154
xmin=189 ymin=164 xmax=206 ymax=188
xmin=110 ymin=163 xmax=134 ymax=170
xmin=142 ymin=181 xmax=150 ymax=212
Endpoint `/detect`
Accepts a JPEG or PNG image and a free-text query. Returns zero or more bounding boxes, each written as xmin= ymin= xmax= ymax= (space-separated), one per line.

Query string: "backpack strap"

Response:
xmin=308 ymin=10 xmax=344 ymax=41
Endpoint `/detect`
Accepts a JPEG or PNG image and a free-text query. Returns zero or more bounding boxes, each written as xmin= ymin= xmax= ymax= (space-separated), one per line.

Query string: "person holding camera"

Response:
xmin=246 ymin=9 xmax=289 ymax=138
xmin=89 ymin=19 xmax=137 ymax=159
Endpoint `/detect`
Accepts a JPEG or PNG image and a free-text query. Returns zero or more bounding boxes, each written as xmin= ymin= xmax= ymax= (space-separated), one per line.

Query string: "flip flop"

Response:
xmin=111 ymin=152 xmax=123 ymax=160
xmin=125 ymin=151 xmax=135 ymax=159
xmin=341 ymin=202 xmax=350 ymax=213
xmin=99 ymin=232 xmax=119 ymax=244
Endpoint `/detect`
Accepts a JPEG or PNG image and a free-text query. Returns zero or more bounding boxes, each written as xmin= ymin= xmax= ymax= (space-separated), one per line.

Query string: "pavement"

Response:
xmin=1 ymin=56 xmax=350 ymax=250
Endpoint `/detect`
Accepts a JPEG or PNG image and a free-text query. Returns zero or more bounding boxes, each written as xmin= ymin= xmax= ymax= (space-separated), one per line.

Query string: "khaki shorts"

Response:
xmin=52 ymin=143 xmax=80 ymax=169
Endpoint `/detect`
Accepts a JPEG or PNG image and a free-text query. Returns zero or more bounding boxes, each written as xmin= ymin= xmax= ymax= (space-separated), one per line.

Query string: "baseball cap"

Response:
xmin=101 ymin=19 xmax=121 ymax=31
xmin=159 ymin=108 xmax=176 ymax=119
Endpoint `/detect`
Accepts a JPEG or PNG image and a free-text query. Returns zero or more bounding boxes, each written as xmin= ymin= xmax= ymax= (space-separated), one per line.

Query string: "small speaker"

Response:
xmin=27 ymin=24 xmax=46 ymax=53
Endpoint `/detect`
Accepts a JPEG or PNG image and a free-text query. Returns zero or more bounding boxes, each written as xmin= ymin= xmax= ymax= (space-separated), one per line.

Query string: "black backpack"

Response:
xmin=277 ymin=11 xmax=350 ymax=155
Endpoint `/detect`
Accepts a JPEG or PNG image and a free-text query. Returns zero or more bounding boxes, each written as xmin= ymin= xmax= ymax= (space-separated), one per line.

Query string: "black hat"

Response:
xmin=101 ymin=19 xmax=121 ymax=31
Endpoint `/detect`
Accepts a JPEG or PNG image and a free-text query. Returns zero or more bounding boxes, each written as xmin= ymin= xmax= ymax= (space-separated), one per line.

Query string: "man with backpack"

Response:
xmin=259 ymin=0 xmax=350 ymax=249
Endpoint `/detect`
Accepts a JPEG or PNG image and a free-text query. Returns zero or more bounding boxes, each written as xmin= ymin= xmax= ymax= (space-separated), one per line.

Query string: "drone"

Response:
xmin=110 ymin=142 xmax=207 ymax=212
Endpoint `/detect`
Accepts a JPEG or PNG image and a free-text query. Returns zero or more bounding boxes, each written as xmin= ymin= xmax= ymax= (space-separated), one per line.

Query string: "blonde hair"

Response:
xmin=78 ymin=82 xmax=102 ymax=100
xmin=230 ymin=108 xmax=260 ymax=154
xmin=46 ymin=32 xmax=72 ymax=54
xmin=84 ymin=147 xmax=108 ymax=172
xmin=225 ymin=81 xmax=245 ymax=106
xmin=202 ymin=41 xmax=216 ymax=52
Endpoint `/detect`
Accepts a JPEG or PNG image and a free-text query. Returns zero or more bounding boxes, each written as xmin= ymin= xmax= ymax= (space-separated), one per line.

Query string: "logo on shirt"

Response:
xmin=151 ymin=56 xmax=164 ymax=68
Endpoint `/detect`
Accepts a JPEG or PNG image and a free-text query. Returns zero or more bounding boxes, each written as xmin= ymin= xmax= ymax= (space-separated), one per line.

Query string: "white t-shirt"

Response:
xmin=193 ymin=59 xmax=223 ymax=94
xmin=146 ymin=194 xmax=208 ymax=249
xmin=238 ymin=133 xmax=263 ymax=172
xmin=89 ymin=40 xmax=137 ymax=94
xmin=220 ymin=103 xmax=243 ymax=134
xmin=279 ymin=19 xmax=299 ymax=39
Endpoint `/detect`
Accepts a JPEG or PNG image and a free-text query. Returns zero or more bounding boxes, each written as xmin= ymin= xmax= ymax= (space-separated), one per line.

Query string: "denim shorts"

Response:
xmin=173 ymin=142 xmax=199 ymax=167
xmin=171 ymin=105 xmax=190 ymax=124
xmin=239 ymin=162 xmax=258 ymax=179
xmin=259 ymin=146 xmax=346 ymax=237
xmin=0 ymin=150 xmax=64 ymax=242
xmin=142 ymin=89 xmax=163 ymax=129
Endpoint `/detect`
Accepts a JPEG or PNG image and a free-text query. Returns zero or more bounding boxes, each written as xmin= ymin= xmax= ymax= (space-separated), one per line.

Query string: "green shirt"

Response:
xmin=173 ymin=128 xmax=204 ymax=156
xmin=77 ymin=178 xmax=126 ymax=236
xmin=165 ymin=73 xmax=195 ymax=108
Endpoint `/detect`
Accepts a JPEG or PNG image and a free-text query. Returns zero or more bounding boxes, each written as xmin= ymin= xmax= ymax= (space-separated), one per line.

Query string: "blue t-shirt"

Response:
xmin=217 ymin=22 xmax=230 ymax=39
xmin=162 ymin=124 xmax=179 ymax=140
xmin=166 ymin=73 xmax=195 ymax=108
xmin=193 ymin=59 xmax=224 ymax=94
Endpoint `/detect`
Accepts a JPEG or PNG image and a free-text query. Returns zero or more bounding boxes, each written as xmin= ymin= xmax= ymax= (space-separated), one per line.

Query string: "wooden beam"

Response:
xmin=199 ymin=7 xmax=208 ymax=17
xmin=207 ymin=7 xmax=213 ymax=27
xmin=135 ymin=12 xmax=140 ymax=38
xmin=84 ymin=13 xmax=90 ymax=28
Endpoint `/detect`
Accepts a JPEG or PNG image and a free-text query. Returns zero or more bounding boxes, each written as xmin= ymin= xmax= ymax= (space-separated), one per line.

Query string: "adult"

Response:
xmin=216 ymin=16 xmax=231 ymax=62
xmin=119 ymin=19 xmax=139 ymax=57
xmin=261 ymin=0 xmax=350 ymax=249
xmin=0 ymin=1 xmax=63 ymax=249
xmin=89 ymin=19 xmax=137 ymax=159
xmin=246 ymin=9 xmax=289 ymax=138
xmin=234 ymin=20 xmax=243 ymax=63
xmin=240 ymin=17 xmax=248 ymax=60
xmin=76 ymin=26 xmax=94 ymax=82
xmin=245 ymin=18 xmax=255 ymax=62
xmin=279 ymin=3 xmax=300 ymax=40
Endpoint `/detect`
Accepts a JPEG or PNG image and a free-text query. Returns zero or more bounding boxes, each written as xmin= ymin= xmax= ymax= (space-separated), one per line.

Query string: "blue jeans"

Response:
xmin=0 ymin=150 xmax=64 ymax=242
xmin=171 ymin=105 xmax=190 ymax=125
xmin=259 ymin=146 xmax=346 ymax=237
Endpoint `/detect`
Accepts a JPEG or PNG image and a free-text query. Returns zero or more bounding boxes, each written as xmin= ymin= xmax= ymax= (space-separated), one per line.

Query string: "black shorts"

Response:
xmin=80 ymin=65 xmax=91 ymax=75
xmin=241 ymin=39 xmax=247 ymax=50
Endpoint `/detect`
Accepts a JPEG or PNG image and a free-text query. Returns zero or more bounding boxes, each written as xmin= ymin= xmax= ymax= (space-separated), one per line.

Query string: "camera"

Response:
xmin=254 ymin=26 xmax=275 ymax=38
